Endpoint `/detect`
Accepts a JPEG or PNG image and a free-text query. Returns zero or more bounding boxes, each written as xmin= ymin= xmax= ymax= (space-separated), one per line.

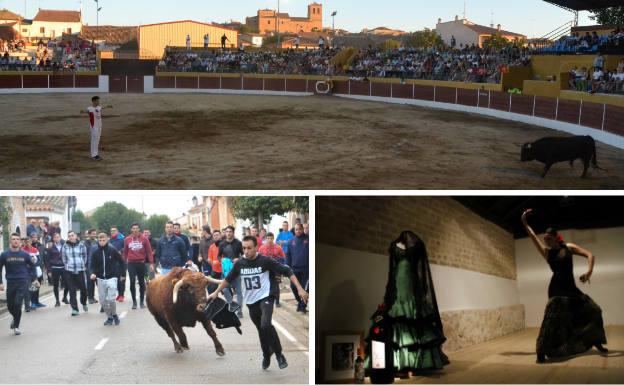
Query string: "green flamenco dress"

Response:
xmin=365 ymin=231 xmax=449 ymax=377
xmin=388 ymin=246 xmax=449 ymax=372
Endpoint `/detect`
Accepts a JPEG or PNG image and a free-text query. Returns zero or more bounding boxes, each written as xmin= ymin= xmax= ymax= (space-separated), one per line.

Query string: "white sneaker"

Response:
xmin=13 ymin=328 xmax=21 ymax=335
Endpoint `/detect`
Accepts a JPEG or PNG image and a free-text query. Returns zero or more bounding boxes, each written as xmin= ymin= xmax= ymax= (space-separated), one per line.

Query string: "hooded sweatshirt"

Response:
xmin=123 ymin=234 xmax=154 ymax=264
xmin=285 ymin=234 xmax=309 ymax=273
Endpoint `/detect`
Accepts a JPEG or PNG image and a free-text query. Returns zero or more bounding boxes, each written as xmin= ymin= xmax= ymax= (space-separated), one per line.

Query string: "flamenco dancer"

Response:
xmin=521 ymin=209 xmax=608 ymax=363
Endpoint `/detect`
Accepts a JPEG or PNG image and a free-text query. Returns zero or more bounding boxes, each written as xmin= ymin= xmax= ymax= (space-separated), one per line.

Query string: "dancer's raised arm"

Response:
xmin=521 ymin=209 xmax=547 ymax=261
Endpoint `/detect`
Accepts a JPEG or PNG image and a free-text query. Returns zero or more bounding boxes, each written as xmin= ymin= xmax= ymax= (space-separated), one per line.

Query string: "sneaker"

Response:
xmin=92 ymin=155 xmax=103 ymax=161
xmin=62 ymin=298 xmax=69 ymax=304
xmin=71 ymin=309 xmax=79 ymax=316
xmin=115 ymin=295 xmax=120 ymax=302
xmin=82 ymin=304 xmax=89 ymax=312
xmin=100 ymin=307 xmax=104 ymax=313
xmin=140 ymin=302 xmax=146 ymax=309
xmin=237 ymin=312 xmax=243 ymax=319
xmin=36 ymin=303 xmax=47 ymax=308
xmin=117 ymin=295 xmax=125 ymax=302
xmin=276 ymin=354 xmax=288 ymax=369
xmin=10 ymin=320 xmax=14 ymax=330
xmin=55 ymin=301 xmax=61 ymax=307
xmin=104 ymin=317 xmax=114 ymax=326
xmin=275 ymin=303 xmax=281 ymax=308
xmin=25 ymin=308 xmax=31 ymax=313
xmin=113 ymin=314 xmax=120 ymax=326
xmin=88 ymin=298 xmax=96 ymax=304
xmin=132 ymin=302 xmax=137 ymax=310
xmin=262 ymin=356 xmax=271 ymax=370
xmin=13 ymin=328 xmax=21 ymax=336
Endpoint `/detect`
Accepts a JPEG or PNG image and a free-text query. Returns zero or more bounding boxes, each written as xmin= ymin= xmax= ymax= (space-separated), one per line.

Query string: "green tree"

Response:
xmin=73 ymin=210 xmax=94 ymax=234
xmin=292 ymin=197 xmax=309 ymax=214
xmin=231 ymin=197 xmax=297 ymax=227
xmin=404 ymin=30 xmax=445 ymax=49
xmin=589 ymin=6 xmax=624 ymax=25
xmin=483 ymin=33 xmax=510 ymax=50
xmin=90 ymin=201 xmax=144 ymax=235
xmin=379 ymin=39 xmax=402 ymax=50
xmin=144 ymin=214 xmax=170 ymax=237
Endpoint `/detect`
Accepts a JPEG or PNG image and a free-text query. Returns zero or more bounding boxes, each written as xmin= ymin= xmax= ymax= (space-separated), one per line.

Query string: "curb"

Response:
xmin=0 ymin=283 xmax=54 ymax=316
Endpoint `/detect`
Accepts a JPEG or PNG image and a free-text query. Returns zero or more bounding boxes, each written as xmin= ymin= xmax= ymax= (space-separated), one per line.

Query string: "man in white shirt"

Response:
xmin=80 ymin=96 xmax=111 ymax=161
xmin=186 ymin=35 xmax=191 ymax=51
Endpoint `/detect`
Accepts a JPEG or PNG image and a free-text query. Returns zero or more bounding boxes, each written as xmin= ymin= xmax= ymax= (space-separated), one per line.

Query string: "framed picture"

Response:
xmin=322 ymin=331 xmax=364 ymax=383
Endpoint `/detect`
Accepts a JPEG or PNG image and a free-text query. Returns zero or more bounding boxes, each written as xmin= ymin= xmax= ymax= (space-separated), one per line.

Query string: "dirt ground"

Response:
xmin=1 ymin=93 xmax=623 ymax=190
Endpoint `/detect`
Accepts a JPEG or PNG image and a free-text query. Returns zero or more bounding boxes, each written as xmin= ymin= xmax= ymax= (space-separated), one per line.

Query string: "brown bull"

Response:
xmin=146 ymin=267 xmax=225 ymax=355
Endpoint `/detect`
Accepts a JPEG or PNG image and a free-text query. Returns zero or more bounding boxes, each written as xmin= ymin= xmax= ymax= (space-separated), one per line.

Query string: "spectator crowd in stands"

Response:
xmin=159 ymin=47 xmax=340 ymax=76
xmin=541 ymin=27 xmax=624 ymax=54
xmin=0 ymin=38 xmax=97 ymax=72
xmin=346 ymin=44 xmax=531 ymax=83
xmin=568 ymin=55 xmax=624 ymax=94
xmin=159 ymin=43 xmax=530 ymax=84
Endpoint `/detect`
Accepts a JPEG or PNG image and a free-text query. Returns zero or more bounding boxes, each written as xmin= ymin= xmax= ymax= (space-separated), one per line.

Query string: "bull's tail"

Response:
xmin=591 ymin=138 xmax=607 ymax=172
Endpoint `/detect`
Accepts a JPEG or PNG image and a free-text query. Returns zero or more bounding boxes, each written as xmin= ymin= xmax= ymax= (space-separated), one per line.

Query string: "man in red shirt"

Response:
xmin=207 ymin=229 xmax=223 ymax=293
xmin=258 ymin=232 xmax=286 ymax=307
xmin=123 ymin=223 xmax=154 ymax=309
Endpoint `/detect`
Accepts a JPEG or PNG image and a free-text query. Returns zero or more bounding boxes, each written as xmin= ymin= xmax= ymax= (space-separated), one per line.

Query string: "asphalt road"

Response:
xmin=0 ymin=281 xmax=309 ymax=384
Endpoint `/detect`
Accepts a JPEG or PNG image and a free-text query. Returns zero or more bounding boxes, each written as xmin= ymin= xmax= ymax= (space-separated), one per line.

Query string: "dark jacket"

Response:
xmin=45 ymin=241 xmax=66 ymax=270
xmin=286 ymin=234 xmax=309 ymax=272
xmin=217 ymin=238 xmax=243 ymax=261
xmin=156 ymin=234 xmax=188 ymax=269
xmin=89 ymin=243 xmax=126 ymax=280
xmin=175 ymin=232 xmax=192 ymax=260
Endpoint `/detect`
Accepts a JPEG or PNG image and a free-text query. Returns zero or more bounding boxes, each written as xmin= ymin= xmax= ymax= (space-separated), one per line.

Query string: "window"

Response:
xmin=22 ymin=28 xmax=27 ymax=33
xmin=40 ymin=27 xmax=45 ymax=33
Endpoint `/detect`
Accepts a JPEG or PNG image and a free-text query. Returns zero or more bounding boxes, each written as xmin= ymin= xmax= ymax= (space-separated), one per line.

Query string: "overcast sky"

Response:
xmin=1 ymin=0 xmax=594 ymax=38
xmin=75 ymin=193 xmax=199 ymax=219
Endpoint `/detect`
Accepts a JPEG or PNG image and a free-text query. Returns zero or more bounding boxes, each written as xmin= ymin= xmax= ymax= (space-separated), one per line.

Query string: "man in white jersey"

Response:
xmin=208 ymin=236 xmax=309 ymax=371
xmin=80 ymin=96 xmax=111 ymax=161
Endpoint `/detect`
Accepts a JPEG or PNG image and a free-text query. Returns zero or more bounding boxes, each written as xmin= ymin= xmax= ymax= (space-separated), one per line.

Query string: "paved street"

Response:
xmin=0 ymin=280 xmax=308 ymax=384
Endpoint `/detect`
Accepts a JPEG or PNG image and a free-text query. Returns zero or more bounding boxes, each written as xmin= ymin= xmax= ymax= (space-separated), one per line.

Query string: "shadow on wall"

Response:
xmin=318 ymin=279 xmax=368 ymax=332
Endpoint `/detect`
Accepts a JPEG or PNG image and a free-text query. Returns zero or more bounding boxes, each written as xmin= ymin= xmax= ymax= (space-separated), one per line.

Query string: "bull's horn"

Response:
xmin=204 ymin=276 xmax=223 ymax=286
xmin=173 ymin=278 xmax=186 ymax=304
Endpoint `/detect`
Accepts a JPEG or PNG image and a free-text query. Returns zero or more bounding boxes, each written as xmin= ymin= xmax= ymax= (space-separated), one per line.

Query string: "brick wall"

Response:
xmin=317 ymin=196 xmax=516 ymax=280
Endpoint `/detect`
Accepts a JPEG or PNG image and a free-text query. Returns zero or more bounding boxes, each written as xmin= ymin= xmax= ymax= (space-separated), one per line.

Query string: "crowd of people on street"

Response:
xmin=0 ymin=218 xmax=309 ymax=336
xmin=567 ymin=54 xmax=624 ymax=94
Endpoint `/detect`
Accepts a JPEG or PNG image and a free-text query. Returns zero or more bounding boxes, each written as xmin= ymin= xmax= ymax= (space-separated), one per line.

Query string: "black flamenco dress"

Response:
xmin=366 ymin=232 xmax=449 ymax=374
xmin=536 ymin=243 xmax=607 ymax=358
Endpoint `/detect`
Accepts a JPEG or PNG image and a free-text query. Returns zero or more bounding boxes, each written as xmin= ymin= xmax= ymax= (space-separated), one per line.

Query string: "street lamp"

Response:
xmin=94 ymin=0 xmax=102 ymax=51
xmin=192 ymin=196 xmax=198 ymax=207
xmin=331 ymin=11 xmax=337 ymax=32
xmin=276 ymin=0 xmax=281 ymax=49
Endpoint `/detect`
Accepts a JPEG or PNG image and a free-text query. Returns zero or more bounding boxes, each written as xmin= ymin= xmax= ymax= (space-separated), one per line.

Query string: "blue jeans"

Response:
xmin=223 ymin=276 xmax=243 ymax=314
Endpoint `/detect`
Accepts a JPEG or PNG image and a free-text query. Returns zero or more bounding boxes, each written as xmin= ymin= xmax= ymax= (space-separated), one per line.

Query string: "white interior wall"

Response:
xmin=515 ymin=226 xmax=624 ymax=327
xmin=316 ymin=243 xmax=520 ymax=336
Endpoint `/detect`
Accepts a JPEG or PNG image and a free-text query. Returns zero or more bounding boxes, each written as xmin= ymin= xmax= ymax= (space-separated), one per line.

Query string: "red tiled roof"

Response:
xmin=464 ymin=23 xmax=525 ymax=38
xmin=34 ymin=9 xmax=81 ymax=23
xmin=0 ymin=9 xmax=22 ymax=20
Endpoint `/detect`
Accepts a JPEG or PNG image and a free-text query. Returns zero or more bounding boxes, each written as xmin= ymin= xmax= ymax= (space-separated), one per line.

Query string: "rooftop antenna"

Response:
xmin=490 ymin=12 xmax=494 ymax=28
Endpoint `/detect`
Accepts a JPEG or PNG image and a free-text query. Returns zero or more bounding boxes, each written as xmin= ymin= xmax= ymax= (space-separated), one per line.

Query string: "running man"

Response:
xmin=80 ymin=96 xmax=112 ymax=161
xmin=208 ymin=236 xmax=309 ymax=371
xmin=0 ymin=233 xmax=37 ymax=335
xmin=90 ymin=233 xmax=126 ymax=326
xmin=123 ymin=223 xmax=154 ymax=309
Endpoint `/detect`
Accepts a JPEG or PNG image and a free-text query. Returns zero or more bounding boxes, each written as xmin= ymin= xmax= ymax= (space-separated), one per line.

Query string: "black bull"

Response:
xmin=520 ymin=136 xmax=604 ymax=178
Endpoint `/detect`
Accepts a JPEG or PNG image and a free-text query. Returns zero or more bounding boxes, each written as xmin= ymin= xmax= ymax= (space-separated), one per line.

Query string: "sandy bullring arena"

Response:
xmin=1 ymin=93 xmax=624 ymax=190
